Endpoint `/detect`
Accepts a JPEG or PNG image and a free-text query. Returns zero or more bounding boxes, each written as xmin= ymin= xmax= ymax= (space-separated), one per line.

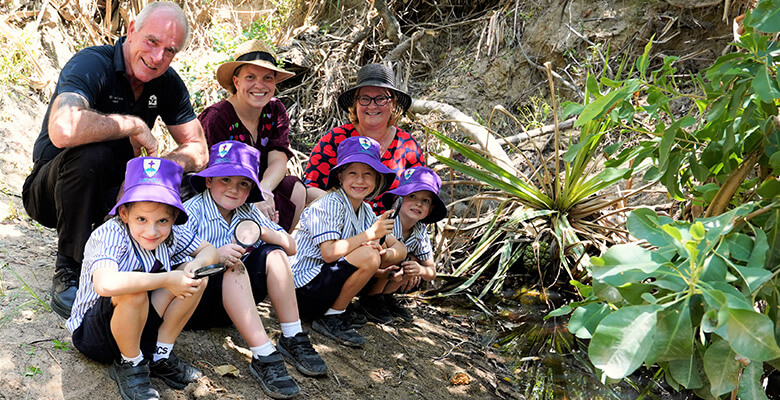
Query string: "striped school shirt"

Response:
xmin=392 ymin=216 xmax=433 ymax=261
xmin=182 ymin=190 xmax=284 ymax=249
xmin=290 ymin=189 xmax=377 ymax=288
xmin=66 ymin=217 xmax=202 ymax=333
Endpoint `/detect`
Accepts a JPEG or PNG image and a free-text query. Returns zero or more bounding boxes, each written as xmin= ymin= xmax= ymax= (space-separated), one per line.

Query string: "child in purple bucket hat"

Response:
xmin=66 ymin=157 xmax=219 ymax=400
xmin=183 ymin=141 xmax=325 ymax=399
xmin=356 ymin=167 xmax=446 ymax=323
xmin=291 ymin=136 xmax=407 ymax=348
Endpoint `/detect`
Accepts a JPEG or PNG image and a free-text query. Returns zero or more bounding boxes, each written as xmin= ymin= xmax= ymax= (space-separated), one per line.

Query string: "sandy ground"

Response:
xmin=0 ymin=84 xmax=513 ymax=400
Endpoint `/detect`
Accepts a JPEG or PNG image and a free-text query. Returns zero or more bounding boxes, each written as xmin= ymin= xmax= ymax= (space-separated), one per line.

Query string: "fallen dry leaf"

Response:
xmin=214 ymin=364 xmax=240 ymax=377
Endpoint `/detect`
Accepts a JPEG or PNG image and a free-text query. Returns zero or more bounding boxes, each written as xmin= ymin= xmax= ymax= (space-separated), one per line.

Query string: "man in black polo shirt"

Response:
xmin=22 ymin=2 xmax=208 ymax=319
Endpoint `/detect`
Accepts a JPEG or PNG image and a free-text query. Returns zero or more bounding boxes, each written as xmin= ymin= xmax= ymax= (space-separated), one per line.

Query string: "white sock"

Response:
xmin=281 ymin=320 xmax=303 ymax=338
xmin=251 ymin=341 xmax=277 ymax=358
xmin=324 ymin=308 xmax=345 ymax=316
xmin=153 ymin=342 xmax=174 ymax=362
xmin=121 ymin=352 xmax=145 ymax=366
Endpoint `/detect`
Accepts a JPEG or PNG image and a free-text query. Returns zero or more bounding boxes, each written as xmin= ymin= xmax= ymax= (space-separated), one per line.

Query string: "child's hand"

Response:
xmin=367 ymin=211 xmax=394 ymax=241
xmin=219 ymin=244 xmax=246 ymax=269
xmin=379 ymin=265 xmax=403 ymax=281
xmin=400 ymin=276 xmax=421 ymax=292
xmin=361 ymin=240 xmax=386 ymax=255
xmin=401 ymin=260 xmax=422 ymax=277
xmin=167 ymin=268 xmax=204 ymax=300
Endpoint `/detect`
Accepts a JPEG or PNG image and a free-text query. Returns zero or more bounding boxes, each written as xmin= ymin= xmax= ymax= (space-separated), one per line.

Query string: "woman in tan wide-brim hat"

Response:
xmin=302 ymin=63 xmax=425 ymax=211
xmin=198 ymin=39 xmax=305 ymax=233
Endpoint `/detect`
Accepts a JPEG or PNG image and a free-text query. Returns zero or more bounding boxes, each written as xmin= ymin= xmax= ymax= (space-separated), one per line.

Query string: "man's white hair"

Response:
xmin=134 ymin=1 xmax=191 ymax=51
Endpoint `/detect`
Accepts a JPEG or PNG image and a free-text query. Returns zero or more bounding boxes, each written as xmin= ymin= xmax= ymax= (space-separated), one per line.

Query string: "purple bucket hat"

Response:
xmin=382 ymin=167 xmax=447 ymax=224
xmin=190 ymin=141 xmax=264 ymax=203
xmin=325 ymin=136 xmax=396 ymax=196
xmin=109 ymin=157 xmax=188 ymax=224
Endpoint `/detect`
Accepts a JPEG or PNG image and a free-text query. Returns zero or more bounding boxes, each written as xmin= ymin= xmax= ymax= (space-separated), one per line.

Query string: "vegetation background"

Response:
xmin=1 ymin=0 xmax=775 ymax=399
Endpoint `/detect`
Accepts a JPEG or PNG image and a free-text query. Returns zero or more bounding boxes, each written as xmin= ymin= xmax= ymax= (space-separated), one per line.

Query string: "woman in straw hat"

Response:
xmin=302 ymin=63 xmax=426 ymax=213
xmin=198 ymin=39 xmax=305 ymax=233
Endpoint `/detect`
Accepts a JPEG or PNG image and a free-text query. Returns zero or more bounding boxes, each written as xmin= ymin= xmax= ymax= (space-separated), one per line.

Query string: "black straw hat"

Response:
xmin=337 ymin=64 xmax=412 ymax=113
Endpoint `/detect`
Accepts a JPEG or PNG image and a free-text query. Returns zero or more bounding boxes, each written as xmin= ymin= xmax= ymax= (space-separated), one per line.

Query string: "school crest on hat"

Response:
xmin=404 ymin=168 xmax=415 ymax=180
xmin=218 ymin=142 xmax=233 ymax=157
xmin=143 ymin=159 xmax=159 ymax=178
xmin=359 ymin=137 xmax=371 ymax=150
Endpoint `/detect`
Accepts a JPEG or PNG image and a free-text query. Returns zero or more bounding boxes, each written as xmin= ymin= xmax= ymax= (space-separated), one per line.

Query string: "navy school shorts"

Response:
xmin=295 ymin=258 xmax=359 ymax=320
xmin=185 ymin=244 xmax=283 ymax=330
xmin=71 ymin=293 xmax=162 ymax=364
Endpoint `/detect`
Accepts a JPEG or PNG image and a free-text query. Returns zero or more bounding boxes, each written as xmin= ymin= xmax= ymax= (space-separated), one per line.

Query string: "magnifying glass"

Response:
xmin=379 ymin=197 xmax=402 ymax=245
xmin=193 ymin=263 xmax=226 ymax=278
xmin=234 ymin=219 xmax=262 ymax=248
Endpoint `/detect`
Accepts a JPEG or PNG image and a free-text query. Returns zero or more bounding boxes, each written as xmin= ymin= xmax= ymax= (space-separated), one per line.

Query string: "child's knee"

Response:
xmin=113 ymin=291 xmax=148 ymax=308
xmin=265 ymin=249 xmax=292 ymax=271
xmin=350 ymin=245 xmax=381 ymax=272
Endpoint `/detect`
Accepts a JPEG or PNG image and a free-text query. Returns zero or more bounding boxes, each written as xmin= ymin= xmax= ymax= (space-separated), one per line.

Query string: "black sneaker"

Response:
xmin=357 ymin=295 xmax=393 ymax=324
xmin=50 ymin=254 xmax=79 ymax=318
xmin=311 ymin=314 xmax=365 ymax=348
xmin=109 ymin=359 xmax=159 ymax=400
xmin=249 ymin=351 xmax=300 ymax=399
xmin=344 ymin=303 xmax=367 ymax=329
xmin=278 ymin=332 xmax=328 ymax=377
xmin=384 ymin=294 xmax=414 ymax=322
xmin=149 ymin=352 xmax=202 ymax=389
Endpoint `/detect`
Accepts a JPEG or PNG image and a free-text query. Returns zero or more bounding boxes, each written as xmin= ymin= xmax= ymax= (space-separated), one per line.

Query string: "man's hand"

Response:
xmin=256 ymin=199 xmax=279 ymax=223
xmin=128 ymin=123 xmax=158 ymax=157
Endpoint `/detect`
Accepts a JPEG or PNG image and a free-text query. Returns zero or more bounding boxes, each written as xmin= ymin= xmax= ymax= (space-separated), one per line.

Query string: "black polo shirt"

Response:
xmin=32 ymin=36 xmax=196 ymax=164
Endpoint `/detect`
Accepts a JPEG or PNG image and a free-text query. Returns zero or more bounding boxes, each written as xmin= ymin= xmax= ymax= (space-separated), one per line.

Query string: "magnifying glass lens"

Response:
xmin=235 ymin=219 xmax=261 ymax=247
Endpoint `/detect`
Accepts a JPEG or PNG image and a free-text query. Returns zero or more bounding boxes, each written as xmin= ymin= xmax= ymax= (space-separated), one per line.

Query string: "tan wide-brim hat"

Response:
xmin=216 ymin=39 xmax=295 ymax=92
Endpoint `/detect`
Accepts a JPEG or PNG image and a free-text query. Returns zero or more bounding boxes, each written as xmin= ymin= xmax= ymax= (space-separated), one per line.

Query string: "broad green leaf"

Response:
xmin=725 ymin=308 xmax=780 ymax=361
xmin=702 ymin=339 xmax=739 ymax=397
xmin=701 ymin=254 xmax=727 ymax=281
xmin=627 ymin=208 xmax=677 ymax=247
xmin=568 ymin=302 xmax=611 ymax=339
xmin=722 ymin=232 xmax=754 ymax=261
xmin=752 ymin=63 xmax=780 ymax=103
xmin=767 ymin=207 xmax=780 ymax=270
xmin=737 ymin=361 xmax=769 ymax=400
xmin=590 ymin=244 xmax=663 ymax=286
xmin=547 ymin=305 xmax=572 ymax=318
xmin=588 ymin=305 xmax=659 ymax=379
xmin=757 ymin=177 xmax=780 ymax=199
xmin=701 ymin=205 xmax=754 ymax=243
xmin=709 ymin=282 xmax=756 ymax=311
xmin=668 ymin=352 xmax=705 ymax=389
xmin=730 ymin=264 xmax=773 ymax=294
xmin=647 ymin=299 xmax=694 ymax=363
xmin=690 ymin=222 xmax=705 ymax=241
xmin=747 ymin=223 xmax=769 ymax=270
xmin=570 ymin=279 xmax=593 ymax=298
xmin=593 ymin=277 xmax=623 ymax=303
xmin=748 ymin=0 xmax=780 ymax=33
xmin=617 ymin=282 xmax=655 ymax=305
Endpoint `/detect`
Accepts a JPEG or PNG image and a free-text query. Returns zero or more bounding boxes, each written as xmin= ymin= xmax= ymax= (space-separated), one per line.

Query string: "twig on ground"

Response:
xmin=433 ymin=338 xmax=468 ymax=361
